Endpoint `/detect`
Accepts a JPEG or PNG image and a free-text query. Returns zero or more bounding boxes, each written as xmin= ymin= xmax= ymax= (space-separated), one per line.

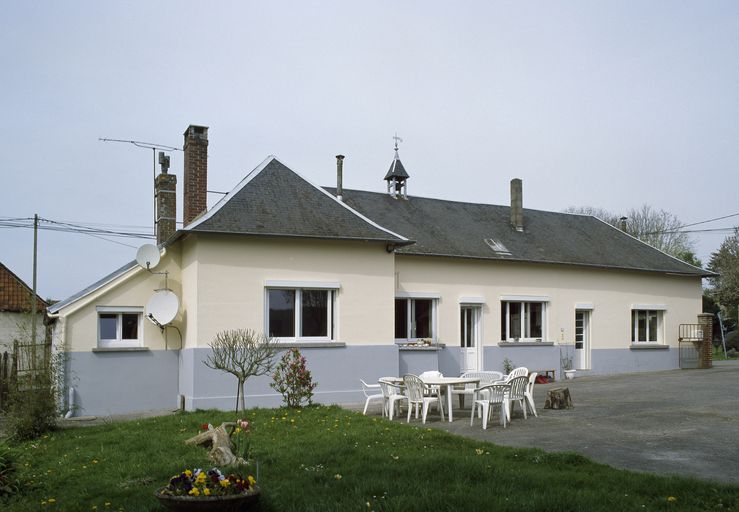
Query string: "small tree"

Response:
xmin=270 ymin=348 xmax=317 ymax=408
xmin=709 ymin=228 xmax=739 ymax=325
xmin=204 ymin=329 xmax=277 ymax=413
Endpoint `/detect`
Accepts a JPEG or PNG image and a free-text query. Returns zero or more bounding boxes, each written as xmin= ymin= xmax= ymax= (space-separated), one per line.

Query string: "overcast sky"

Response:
xmin=1 ymin=1 xmax=738 ymax=301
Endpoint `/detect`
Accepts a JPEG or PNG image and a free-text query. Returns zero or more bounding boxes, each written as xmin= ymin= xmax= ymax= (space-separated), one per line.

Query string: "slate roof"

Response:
xmin=323 ymin=188 xmax=710 ymax=277
xmin=186 ymin=157 xmax=409 ymax=244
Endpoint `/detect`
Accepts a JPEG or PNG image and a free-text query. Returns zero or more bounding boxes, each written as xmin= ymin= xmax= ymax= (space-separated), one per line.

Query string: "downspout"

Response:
xmin=47 ymin=312 xmax=74 ymax=418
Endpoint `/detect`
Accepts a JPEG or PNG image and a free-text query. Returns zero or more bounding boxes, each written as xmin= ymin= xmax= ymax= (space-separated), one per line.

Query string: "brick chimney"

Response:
xmin=510 ymin=178 xmax=524 ymax=232
xmin=183 ymin=125 xmax=209 ymax=225
xmin=155 ymin=152 xmax=177 ymax=244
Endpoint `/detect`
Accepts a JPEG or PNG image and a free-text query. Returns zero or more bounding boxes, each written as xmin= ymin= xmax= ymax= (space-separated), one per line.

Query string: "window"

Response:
xmin=97 ymin=308 xmax=143 ymax=348
xmin=500 ymin=301 xmax=545 ymax=341
xmin=395 ymin=298 xmax=435 ymax=341
xmin=631 ymin=309 xmax=662 ymax=343
xmin=267 ymin=288 xmax=334 ymax=340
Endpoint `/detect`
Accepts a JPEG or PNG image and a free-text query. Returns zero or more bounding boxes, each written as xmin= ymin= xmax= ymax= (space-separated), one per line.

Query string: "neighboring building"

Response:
xmin=48 ymin=125 xmax=710 ymax=416
xmin=0 ymin=262 xmax=48 ymax=351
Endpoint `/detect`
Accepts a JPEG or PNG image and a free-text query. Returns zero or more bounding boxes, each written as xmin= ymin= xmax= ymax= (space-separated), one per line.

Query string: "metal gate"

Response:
xmin=678 ymin=324 xmax=703 ymax=369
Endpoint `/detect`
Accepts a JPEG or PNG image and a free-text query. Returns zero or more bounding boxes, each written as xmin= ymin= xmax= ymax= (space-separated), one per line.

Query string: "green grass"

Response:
xmin=2 ymin=406 xmax=738 ymax=511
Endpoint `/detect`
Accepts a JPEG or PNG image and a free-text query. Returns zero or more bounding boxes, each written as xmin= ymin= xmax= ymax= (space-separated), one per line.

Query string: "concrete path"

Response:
xmin=359 ymin=362 xmax=739 ymax=485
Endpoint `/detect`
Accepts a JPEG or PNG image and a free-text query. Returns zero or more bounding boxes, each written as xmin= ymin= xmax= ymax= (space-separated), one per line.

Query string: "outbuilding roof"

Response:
xmin=323 ymin=188 xmax=710 ymax=277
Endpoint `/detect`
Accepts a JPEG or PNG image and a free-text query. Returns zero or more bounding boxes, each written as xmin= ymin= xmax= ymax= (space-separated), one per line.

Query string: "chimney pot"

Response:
xmin=155 ymin=160 xmax=177 ymax=244
xmin=183 ymin=124 xmax=209 ymax=226
xmin=335 ymin=155 xmax=345 ymax=201
xmin=510 ymin=178 xmax=524 ymax=232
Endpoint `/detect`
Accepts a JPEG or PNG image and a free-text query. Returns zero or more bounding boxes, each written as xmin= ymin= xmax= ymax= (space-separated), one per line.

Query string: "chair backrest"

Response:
xmin=378 ymin=378 xmax=400 ymax=398
xmin=526 ymin=372 xmax=538 ymax=394
xmin=507 ymin=367 xmax=529 ymax=380
xmin=461 ymin=371 xmax=504 ymax=390
xmin=508 ymin=375 xmax=528 ymax=399
xmin=485 ymin=383 xmax=510 ymax=404
xmin=419 ymin=370 xmax=443 ymax=380
xmin=403 ymin=374 xmax=426 ymax=402
xmin=360 ymin=379 xmax=379 ymax=397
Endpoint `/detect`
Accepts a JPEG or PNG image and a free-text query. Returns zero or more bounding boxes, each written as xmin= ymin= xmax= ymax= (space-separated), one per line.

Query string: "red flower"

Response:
xmin=200 ymin=423 xmax=209 ymax=431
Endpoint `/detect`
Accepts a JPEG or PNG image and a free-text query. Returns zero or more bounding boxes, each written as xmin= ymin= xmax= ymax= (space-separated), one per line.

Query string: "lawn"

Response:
xmin=2 ymin=406 xmax=738 ymax=511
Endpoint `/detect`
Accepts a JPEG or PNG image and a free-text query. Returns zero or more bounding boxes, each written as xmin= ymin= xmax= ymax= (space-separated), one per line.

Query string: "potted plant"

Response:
xmin=560 ymin=347 xmax=576 ymax=380
xmin=155 ymin=467 xmax=260 ymax=512
xmin=502 ymin=357 xmax=514 ymax=375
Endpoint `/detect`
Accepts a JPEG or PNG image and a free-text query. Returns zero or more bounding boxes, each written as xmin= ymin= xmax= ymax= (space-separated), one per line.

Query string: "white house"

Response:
xmin=47 ymin=125 xmax=709 ymax=416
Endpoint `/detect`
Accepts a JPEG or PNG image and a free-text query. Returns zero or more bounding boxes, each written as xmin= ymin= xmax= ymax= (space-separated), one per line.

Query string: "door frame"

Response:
xmin=460 ymin=304 xmax=483 ymax=372
xmin=574 ymin=308 xmax=592 ymax=370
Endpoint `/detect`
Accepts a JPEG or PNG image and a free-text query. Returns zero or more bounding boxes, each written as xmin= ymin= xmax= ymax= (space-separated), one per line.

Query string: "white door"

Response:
xmin=460 ymin=306 xmax=482 ymax=372
xmin=575 ymin=310 xmax=591 ymax=370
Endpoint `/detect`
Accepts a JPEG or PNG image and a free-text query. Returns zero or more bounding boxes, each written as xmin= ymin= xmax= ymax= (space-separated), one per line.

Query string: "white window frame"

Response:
xmin=265 ymin=287 xmax=335 ymax=342
xmin=394 ymin=296 xmax=438 ymax=342
xmin=630 ymin=307 xmax=664 ymax=344
xmin=96 ymin=306 xmax=144 ymax=348
xmin=500 ymin=300 xmax=548 ymax=342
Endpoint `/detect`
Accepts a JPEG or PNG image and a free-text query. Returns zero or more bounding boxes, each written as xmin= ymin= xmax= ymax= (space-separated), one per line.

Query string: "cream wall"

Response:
xmin=190 ymin=235 xmax=396 ymax=347
xmin=59 ymin=247 xmax=184 ymax=352
xmin=396 ymin=256 xmax=703 ymax=350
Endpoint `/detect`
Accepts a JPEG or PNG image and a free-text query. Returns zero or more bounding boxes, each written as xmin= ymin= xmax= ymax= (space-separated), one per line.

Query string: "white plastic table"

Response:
xmin=387 ymin=376 xmax=480 ymax=422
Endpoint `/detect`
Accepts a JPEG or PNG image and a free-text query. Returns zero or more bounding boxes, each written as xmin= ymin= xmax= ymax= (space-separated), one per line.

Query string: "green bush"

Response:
xmin=5 ymin=378 xmax=58 ymax=441
xmin=0 ymin=441 xmax=19 ymax=497
xmin=270 ymin=348 xmax=317 ymax=408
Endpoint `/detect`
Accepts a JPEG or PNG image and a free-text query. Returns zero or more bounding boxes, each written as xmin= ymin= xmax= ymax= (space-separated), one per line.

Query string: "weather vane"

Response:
xmin=393 ymin=133 xmax=403 ymax=151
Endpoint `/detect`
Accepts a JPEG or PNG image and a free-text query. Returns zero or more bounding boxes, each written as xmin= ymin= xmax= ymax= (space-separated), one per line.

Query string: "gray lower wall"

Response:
xmin=66 ymin=343 xmax=679 ymax=415
xmin=67 ymin=349 xmax=180 ymax=416
xmin=181 ymin=345 xmax=399 ymax=411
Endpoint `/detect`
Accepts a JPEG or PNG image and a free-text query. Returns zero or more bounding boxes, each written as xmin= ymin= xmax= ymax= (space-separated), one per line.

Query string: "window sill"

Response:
xmin=630 ymin=343 xmax=669 ymax=350
xmin=275 ymin=342 xmax=346 ymax=349
xmin=398 ymin=344 xmax=446 ymax=351
xmin=498 ymin=341 xmax=554 ymax=347
xmin=93 ymin=347 xmax=150 ymax=353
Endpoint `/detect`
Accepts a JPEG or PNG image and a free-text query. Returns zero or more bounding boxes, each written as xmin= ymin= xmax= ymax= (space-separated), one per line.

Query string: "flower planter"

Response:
xmin=155 ymin=486 xmax=260 ymax=512
xmin=564 ymin=369 xmax=576 ymax=380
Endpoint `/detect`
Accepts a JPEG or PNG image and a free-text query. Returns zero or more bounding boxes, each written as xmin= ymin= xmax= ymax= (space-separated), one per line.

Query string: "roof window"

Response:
xmin=484 ymin=238 xmax=511 ymax=256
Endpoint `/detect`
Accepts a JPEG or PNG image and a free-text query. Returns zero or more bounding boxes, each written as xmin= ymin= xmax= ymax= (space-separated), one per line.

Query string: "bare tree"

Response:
xmin=564 ymin=204 xmax=695 ymax=260
xmin=204 ymin=329 xmax=278 ymax=413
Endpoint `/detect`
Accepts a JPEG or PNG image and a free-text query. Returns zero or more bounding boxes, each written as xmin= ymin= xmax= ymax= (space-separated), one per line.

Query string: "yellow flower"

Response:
xmin=189 ymin=487 xmax=200 ymax=497
xmin=184 ymin=469 xmax=192 ymax=478
xmin=475 ymin=448 xmax=484 ymax=455
xmin=235 ymin=427 xmax=241 ymax=433
xmin=334 ymin=474 xmax=342 ymax=480
xmin=667 ymin=496 xmax=677 ymax=503
xmin=203 ymin=487 xmax=211 ymax=496
xmin=220 ymin=479 xmax=231 ymax=488
xmin=196 ymin=472 xmax=206 ymax=482
xmin=48 ymin=498 xmax=56 ymax=504
xmin=248 ymin=475 xmax=256 ymax=486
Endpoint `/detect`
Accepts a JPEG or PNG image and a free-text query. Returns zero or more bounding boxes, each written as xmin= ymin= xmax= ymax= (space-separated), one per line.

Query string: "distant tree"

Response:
xmin=708 ymin=228 xmax=739 ymax=324
xmin=204 ymin=329 xmax=278 ymax=413
xmin=564 ymin=204 xmax=695 ymax=261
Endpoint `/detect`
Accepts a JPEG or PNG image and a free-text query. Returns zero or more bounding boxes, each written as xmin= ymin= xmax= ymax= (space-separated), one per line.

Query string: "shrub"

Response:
xmin=5 ymin=379 xmax=58 ymax=441
xmin=270 ymin=348 xmax=317 ymax=408
xmin=0 ymin=441 xmax=19 ymax=497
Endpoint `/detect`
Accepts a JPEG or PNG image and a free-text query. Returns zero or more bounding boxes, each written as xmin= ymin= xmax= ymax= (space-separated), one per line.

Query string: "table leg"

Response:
xmin=447 ymin=384 xmax=454 ymax=422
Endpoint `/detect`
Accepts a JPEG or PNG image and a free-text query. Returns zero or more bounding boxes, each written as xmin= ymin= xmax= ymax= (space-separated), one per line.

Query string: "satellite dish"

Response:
xmin=146 ymin=290 xmax=179 ymax=326
xmin=136 ymin=244 xmax=160 ymax=270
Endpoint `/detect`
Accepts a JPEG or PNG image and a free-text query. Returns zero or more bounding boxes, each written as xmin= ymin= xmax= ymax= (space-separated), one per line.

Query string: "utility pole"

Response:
xmin=31 ymin=213 xmax=38 ymax=378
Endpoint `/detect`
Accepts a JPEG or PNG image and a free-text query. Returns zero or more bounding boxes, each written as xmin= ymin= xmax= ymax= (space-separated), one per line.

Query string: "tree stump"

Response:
xmin=544 ymin=387 xmax=573 ymax=409
xmin=185 ymin=422 xmax=247 ymax=467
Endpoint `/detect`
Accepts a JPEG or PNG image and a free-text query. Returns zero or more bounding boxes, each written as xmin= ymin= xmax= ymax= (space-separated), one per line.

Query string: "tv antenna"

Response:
xmin=99 ymin=137 xmax=183 ymax=235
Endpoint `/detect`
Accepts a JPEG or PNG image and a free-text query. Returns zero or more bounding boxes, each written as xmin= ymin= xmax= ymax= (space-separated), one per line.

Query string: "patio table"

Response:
xmin=386 ymin=376 xmax=480 ymax=422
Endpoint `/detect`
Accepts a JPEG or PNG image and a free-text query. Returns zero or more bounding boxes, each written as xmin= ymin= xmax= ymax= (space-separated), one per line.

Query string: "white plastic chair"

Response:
xmin=419 ymin=370 xmax=443 ymax=396
xmin=450 ymin=371 xmax=504 ymax=409
xmin=404 ymin=374 xmax=445 ymax=424
xmin=470 ymin=382 xmax=509 ymax=430
xmin=524 ymin=372 xmax=538 ymax=417
xmin=378 ymin=378 xmax=407 ymax=420
xmin=506 ymin=367 xmax=529 ymax=380
xmin=506 ymin=375 xmax=529 ymax=422
xmin=360 ymin=379 xmax=384 ymax=415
